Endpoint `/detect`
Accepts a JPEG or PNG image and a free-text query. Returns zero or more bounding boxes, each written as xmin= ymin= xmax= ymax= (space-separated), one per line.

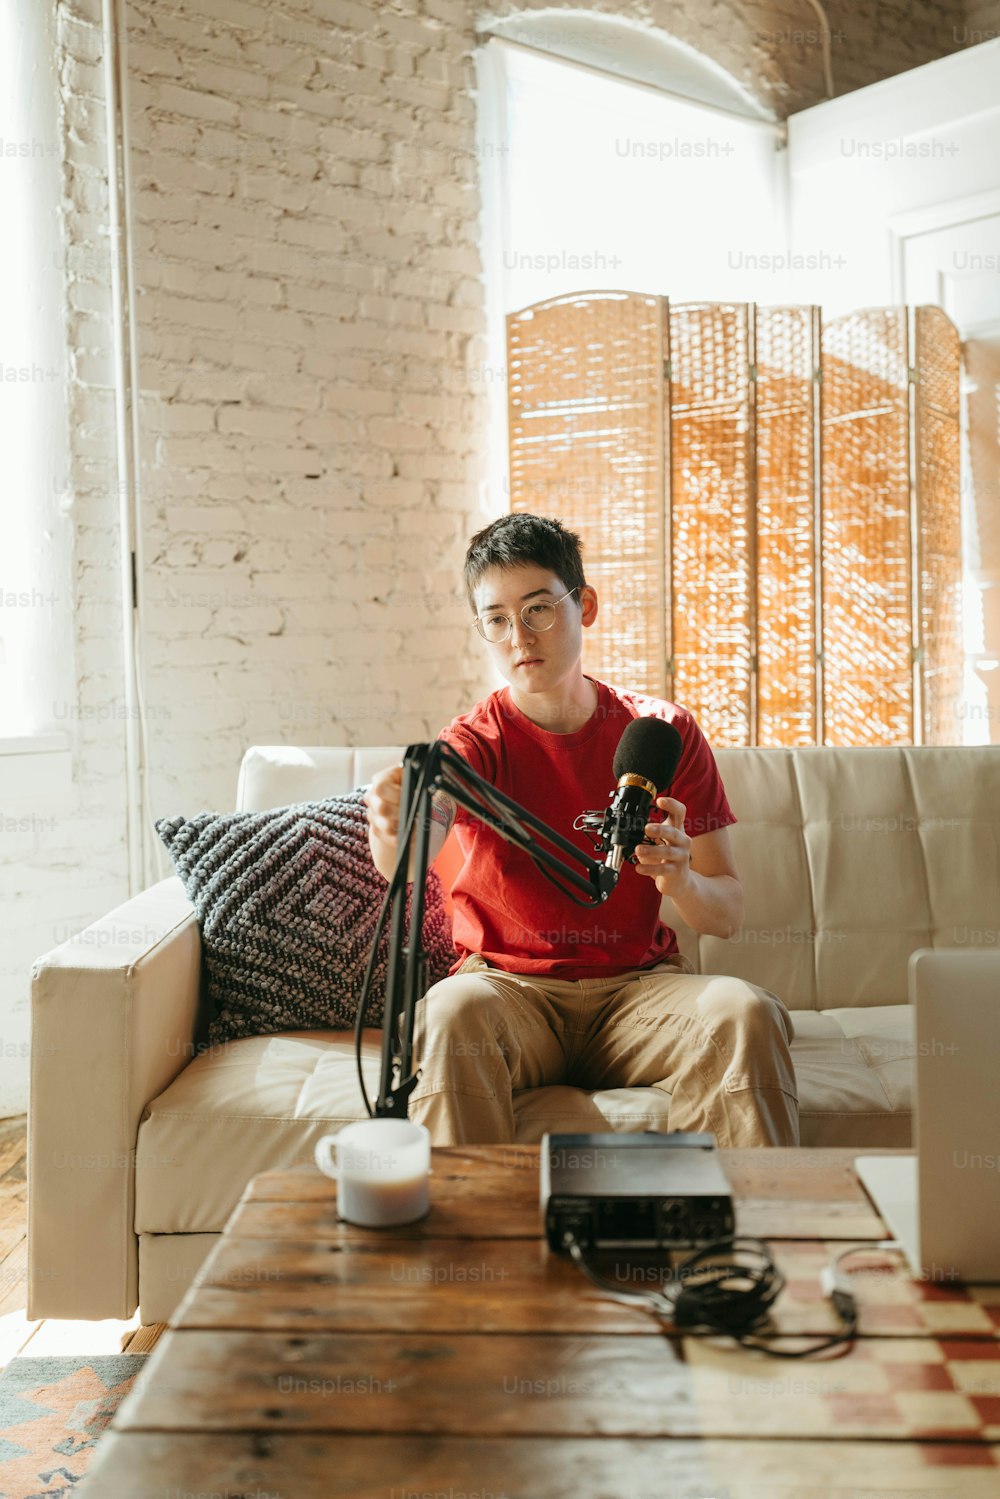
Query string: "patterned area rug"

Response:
xmin=0 ymin=1355 xmax=147 ymax=1498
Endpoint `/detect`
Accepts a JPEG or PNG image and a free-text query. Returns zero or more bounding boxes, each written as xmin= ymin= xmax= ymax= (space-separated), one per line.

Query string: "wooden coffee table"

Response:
xmin=80 ymin=1146 xmax=1000 ymax=1497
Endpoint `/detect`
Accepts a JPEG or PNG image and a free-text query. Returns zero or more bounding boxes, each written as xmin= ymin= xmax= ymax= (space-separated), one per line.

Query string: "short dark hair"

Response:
xmin=464 ymin=513 xmax=587 ymax=611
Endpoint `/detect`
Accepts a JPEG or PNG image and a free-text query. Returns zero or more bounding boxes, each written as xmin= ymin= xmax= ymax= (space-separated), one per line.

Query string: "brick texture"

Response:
xmin=1 ymin=0 xmax=974 ymax=1114
xmin=963 ymin=0 xmax=1000 ymax=42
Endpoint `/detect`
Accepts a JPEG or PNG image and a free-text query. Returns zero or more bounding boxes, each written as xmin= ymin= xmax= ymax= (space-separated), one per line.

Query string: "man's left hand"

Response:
xmin=633 ymin=796 xmax=693 ymax=898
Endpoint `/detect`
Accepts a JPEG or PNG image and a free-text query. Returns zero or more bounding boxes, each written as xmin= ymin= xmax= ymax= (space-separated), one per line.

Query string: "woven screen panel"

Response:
xmin=914 ymin=306 xmax=963 ymax=744
xmin=507 ymin=291 xmax=666 ymax=694
xmin=821 ymin=309 xmax=913 ymax=745
xmin=669 ymin=303 xmax=754 ymax=747
xmin=755 ymin=306 xmax=820 ymax=745
xmin=505 ymin=295 xmax=961 ymax=749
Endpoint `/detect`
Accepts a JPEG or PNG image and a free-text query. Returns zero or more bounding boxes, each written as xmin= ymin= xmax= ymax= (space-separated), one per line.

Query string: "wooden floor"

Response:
xmin=0 ymin=1115 xmax=166 ymax=1365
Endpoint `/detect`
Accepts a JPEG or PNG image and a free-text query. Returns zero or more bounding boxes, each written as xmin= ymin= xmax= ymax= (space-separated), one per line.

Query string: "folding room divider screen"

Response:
xmin=506 ymin=293 xmax=962 ymax=747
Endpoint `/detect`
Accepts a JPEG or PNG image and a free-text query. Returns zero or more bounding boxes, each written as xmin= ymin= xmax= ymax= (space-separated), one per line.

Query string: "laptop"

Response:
xmin=855 ymin=948 xmax=1000 ymax=1283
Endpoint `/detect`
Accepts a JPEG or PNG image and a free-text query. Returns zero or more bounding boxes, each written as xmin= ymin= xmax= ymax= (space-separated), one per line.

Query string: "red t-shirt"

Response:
xmin=437 ymin=677 xmax=736 ymax=979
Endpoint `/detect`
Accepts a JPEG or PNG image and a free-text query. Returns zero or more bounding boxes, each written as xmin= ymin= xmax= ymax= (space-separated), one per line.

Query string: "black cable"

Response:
xmin=563 ymin=1232 xmax=858 ymax=1359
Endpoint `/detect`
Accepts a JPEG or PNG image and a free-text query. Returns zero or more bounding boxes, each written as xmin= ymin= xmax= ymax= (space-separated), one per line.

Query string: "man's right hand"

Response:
xmin=363 ymin=763 xmax=405 ymax=848
xmin=364 ymin=763 xmax=455 ymax=883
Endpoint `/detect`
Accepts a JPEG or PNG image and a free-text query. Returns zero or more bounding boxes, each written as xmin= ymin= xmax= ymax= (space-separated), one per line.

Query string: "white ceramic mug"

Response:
xmin=314 ymin=1118 xmax=432 ymax=1227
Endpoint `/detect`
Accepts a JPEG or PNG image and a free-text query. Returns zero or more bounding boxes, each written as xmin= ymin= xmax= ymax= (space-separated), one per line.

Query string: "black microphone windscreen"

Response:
xmin=612 ymin=717 xmax=684 ymax=793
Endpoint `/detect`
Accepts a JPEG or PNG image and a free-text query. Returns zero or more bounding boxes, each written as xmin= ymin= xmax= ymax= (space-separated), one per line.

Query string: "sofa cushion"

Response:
xmin=155 ymin=789 xmax=455 ymax=1045
xmin=134 ymin=1031 xmax=383 ymax=1233
xmin=667 ymin=746 xmax=1000 ymax=1009
xmin=135 ymin=1006 xmax=915 ymax=1235
xmin=787 ymin=1006 xmax=914 ymax=1147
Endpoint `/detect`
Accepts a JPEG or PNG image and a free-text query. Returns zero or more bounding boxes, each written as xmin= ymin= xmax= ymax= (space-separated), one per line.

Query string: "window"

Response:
xmin=475 ymin=22 xmax=785 ymax=542
xmin=484 ymin=36 xmax=785 ymax=312
xmin=0 ymin=0 xmax=72 ymax=741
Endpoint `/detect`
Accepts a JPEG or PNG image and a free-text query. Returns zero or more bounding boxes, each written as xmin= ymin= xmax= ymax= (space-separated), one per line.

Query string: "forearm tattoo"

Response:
xmin=429 ymin=793 xmax=453 ymax=830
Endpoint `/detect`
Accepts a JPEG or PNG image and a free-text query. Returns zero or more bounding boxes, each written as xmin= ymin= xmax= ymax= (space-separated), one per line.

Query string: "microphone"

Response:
xmin=603 ymin=718 xmax=685 ymax=873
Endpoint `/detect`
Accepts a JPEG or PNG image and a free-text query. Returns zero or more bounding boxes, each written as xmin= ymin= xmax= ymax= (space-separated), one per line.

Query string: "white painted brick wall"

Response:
xmin=122 ymin=0 xmax=497 ymax=860
xmin=2 ymin=0 xmax=974 ymax=1115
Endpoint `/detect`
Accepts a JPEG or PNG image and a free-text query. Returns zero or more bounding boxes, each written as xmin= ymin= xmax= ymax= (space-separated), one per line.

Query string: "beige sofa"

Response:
xmin=28 ymin=743 xmax=1000 ymax=1324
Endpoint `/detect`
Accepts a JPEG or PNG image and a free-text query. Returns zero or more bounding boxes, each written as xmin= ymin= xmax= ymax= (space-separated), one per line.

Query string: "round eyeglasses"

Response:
xmin=473 ymin=588 xmax=579 ymax=644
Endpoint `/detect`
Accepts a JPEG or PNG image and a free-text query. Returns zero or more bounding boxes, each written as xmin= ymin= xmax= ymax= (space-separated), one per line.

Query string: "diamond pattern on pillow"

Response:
xmin=155 ymin=789 xmax=455 ymax=1046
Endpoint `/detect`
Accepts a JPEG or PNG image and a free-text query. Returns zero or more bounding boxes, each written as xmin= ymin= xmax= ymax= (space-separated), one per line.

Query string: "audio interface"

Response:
xmin=540 ymin=1131 xmax=736 ymax=1251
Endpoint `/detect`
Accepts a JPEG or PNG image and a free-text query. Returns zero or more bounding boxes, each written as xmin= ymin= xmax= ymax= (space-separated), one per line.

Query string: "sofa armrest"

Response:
xmin=28 ymin=876 xmax=201 ymax=1320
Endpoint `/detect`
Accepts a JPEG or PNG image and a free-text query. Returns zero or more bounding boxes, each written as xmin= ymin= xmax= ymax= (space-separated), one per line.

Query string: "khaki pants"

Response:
xmin=408 ymin=953 xmax=799 ymax=1148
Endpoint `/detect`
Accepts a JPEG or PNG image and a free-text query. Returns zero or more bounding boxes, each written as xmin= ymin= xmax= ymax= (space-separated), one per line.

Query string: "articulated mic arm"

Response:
xmin=372 ymin=740 xmax=617 ymax=1119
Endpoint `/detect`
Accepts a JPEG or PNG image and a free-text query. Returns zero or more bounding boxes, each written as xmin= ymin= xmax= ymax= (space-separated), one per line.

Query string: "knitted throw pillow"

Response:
xmin=155 ymin=789 xmax=456 ymax=1047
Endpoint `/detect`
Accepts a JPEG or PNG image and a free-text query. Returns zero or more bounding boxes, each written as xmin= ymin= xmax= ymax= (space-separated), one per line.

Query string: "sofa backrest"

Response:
xmin=237 ymin=746 xmax=403 ymax=808
xmin=706 ymin=746 xmax=999 ymax=1009
xmin=236 ymin=744 xmax=1000 ymax=1012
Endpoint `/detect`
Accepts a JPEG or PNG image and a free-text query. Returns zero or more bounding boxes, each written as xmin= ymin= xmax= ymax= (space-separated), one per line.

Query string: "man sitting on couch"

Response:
xmin=365 ymin=513 xmax=798 ymax=1147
